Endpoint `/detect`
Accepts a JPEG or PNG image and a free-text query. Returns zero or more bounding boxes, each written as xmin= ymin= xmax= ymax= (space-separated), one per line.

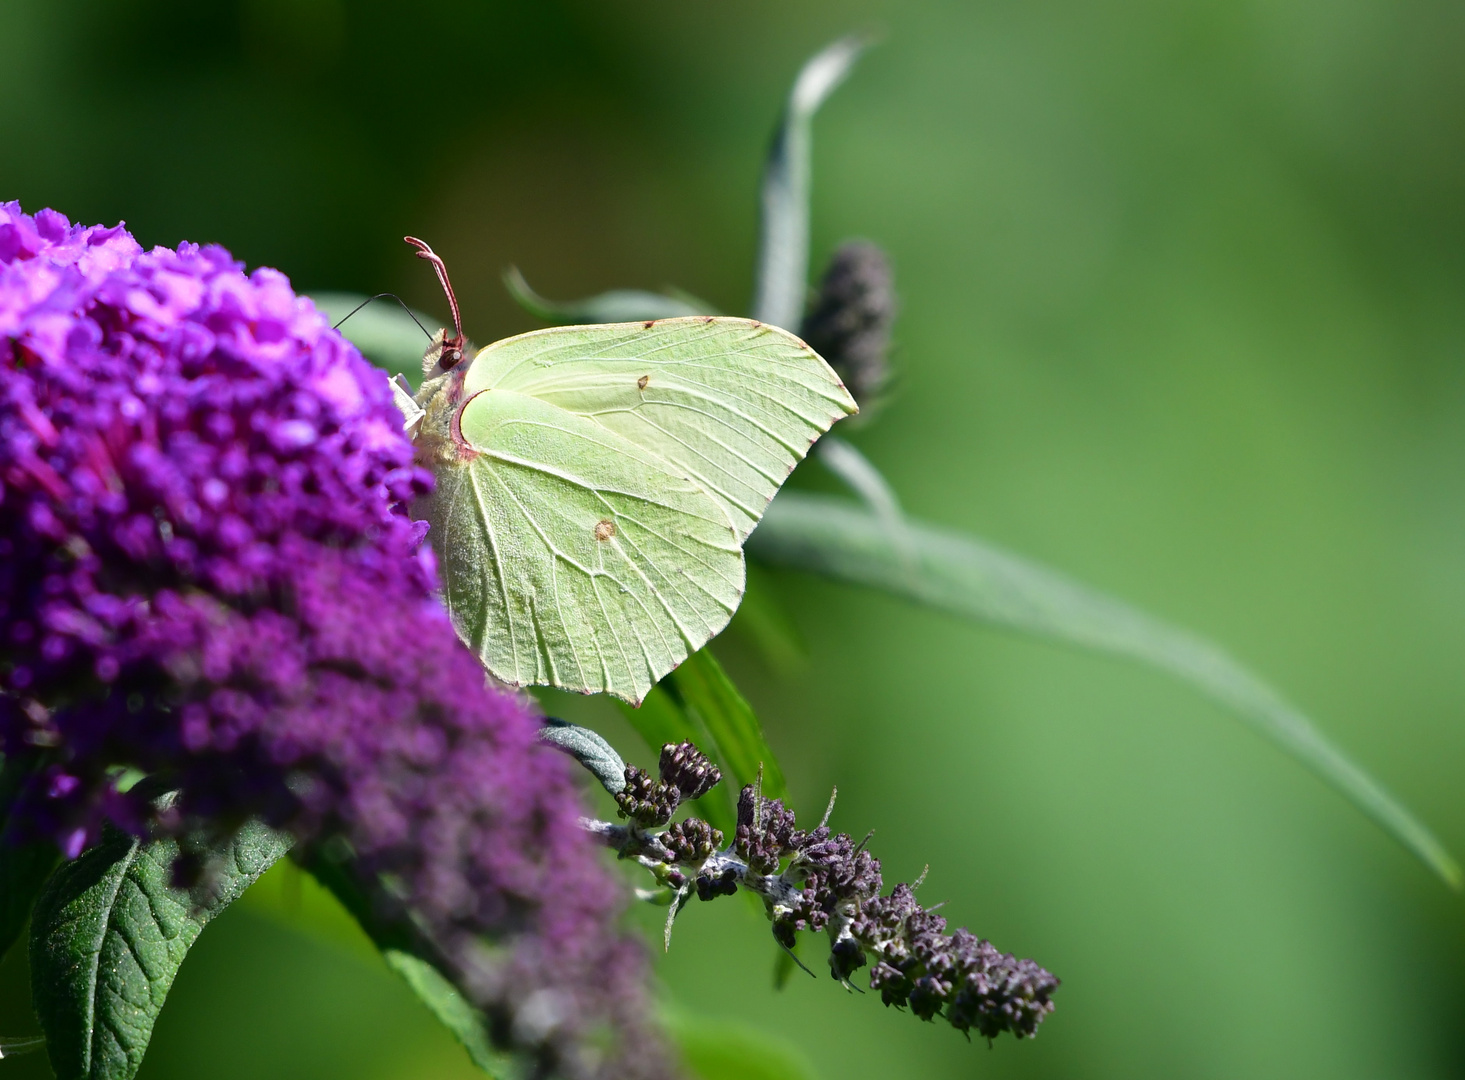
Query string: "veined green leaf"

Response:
xmin=538 ymin=719 xmax=628 ymax=794
xmin=29 ymin=821 xmax=292 ymax=1080
xmin=310 ymin=291 xmax=436 ymax=385
xmin=752 ymin=35 xmax=868 ymax=331
xmin=615 ymin=692 xmax=736 ymax=836
xmin=0 ymin=753 xmax=59 ymax=960
xmin=668 ymin=650 xmax=787 ymax=803
xmin=505 ymin=267 xmax=712 ymax=324
xmin=418 ymin=317 xmax=855 ymax=703
xmin=748 ymin=490 xmax=1462 ymax=889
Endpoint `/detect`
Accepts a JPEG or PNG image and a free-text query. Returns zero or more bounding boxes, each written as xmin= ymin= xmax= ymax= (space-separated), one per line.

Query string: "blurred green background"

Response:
xmin=3 ymin=0 xmax=1465 ymax=1077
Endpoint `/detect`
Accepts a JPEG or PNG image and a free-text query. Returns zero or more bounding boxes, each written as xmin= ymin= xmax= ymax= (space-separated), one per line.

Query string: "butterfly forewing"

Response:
xmin=463 ymin=317 xmax=857 ymax=541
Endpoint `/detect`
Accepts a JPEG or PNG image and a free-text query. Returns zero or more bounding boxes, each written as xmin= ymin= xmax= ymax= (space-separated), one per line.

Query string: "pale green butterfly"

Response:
xmin=392 ymin=239 xmax=856 ymax=704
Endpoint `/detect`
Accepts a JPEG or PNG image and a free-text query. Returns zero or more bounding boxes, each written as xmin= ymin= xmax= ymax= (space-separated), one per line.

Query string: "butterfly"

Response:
xmin=392 ymin=239 xmax=856 ymax=704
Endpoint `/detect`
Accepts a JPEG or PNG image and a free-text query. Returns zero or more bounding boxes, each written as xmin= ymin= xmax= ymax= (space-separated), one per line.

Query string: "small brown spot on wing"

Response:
xmin=702 ymin=315 xmax=714 ymax=323
xmin=637 ymin=375 xmax=650 ymax=391
xmin=594 ymin=519 xmax=617 ymax=542
xmin=643 ymin=320 xmax=656 ymax=329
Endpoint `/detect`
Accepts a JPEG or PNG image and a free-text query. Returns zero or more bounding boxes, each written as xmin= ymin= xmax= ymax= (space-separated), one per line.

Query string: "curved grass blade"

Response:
xmin=504 ymin=267 xmax=712 ymax=324
xmin=29 ymin=821 xmax=292 ymax=1080
xmin=748 ymin=490 xmax=1462 ymax=889
xmin=383 ymin=951 xmax=522 ymax=1079
xmin=728 ymin=562 xmax=809 ymax=678
xmin=752 ymin=35 xmax=869 ymax=331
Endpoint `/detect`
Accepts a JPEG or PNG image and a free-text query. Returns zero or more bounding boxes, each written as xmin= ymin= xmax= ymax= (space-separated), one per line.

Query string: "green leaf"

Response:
xmin=727 ymin=562 xmax=808 ymax=679
xmin=664 ymin=1010 xmax=821 ymax=1080
xmin=668 ymin=650 xmax=787 ymax=803
xmin=309 ymin=291 xmax=436 ymax=386
xmin=538 ymin=719 xmax=628 ymax=794
xmin=297 ymin=853 xmax=520 ymax=1078
xmin=751 ymin=35 xmax=868 ymax=331
xmin=615 ymin=692 xmax=736 ymax=836
xmin=505 ymin=267 xmax=712 ymax=324
xmin=416 ymin=317 xmax=855 ymax=703
xmin=382 ymin=950 xmax=522 ymax=1080
xmin=748 ymin=490 xmax=1463 ymax=889
xmin=29 ymin=820 xmax=292 ymax=1080
xmin=0 ymin=753 xmax=59 ymax=960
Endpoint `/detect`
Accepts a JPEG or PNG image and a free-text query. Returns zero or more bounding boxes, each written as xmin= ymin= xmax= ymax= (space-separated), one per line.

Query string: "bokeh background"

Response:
xmin=3 ymin=1 xmax=1465 ymax=1077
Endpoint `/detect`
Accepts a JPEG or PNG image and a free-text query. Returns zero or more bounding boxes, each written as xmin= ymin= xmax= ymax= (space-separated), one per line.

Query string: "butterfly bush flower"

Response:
xmin=0 ymin=203 xmax=667 ymax=1079
xmin=593 ymin=740 xmax=1058 ymax=1042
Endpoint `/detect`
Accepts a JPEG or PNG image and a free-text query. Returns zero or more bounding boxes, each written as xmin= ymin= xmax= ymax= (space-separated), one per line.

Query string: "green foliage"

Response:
xmin=751 ymin=35 xmax=869 ymax=330
xmin=664 ymin=1011 xmax=820 ymax=1080
xmin=538 ymin=719 xmax=629 ymax=794
xmin=382 ymin=951 xmax=522 ymax=1080
xmin=296 ymin=851 xmax=518 ymax=1079
xmin=750 ymin=490 xmax=1463 ymax=888
xmin=28 ymin=821 xmax=291 ymax=1080
xmin=504 ymin=268 xmax=712 ymax=324
xmin=667 ymin=651 xmax=788 ymax=804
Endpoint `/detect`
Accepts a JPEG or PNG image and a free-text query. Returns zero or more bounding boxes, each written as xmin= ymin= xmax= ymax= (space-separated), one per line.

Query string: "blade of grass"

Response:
xmin=751 ymin=36 xmax=868 ymax=331
xmin=668 ymin=651 xmax=788 ymax=805
xmin=748 ymin=490 xmax=1462 ymax=889
xmin=504 ymin=268 xmax=712 ymax=324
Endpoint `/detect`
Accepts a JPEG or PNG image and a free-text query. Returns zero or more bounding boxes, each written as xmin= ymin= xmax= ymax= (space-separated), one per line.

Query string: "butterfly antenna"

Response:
xmin=403 ymin=237 xmax=464 ymax=350
xmin=330 ymin=292 xmax=433 ymax=340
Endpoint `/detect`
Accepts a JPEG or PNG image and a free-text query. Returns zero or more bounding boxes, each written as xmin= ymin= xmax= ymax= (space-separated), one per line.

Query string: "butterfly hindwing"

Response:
xmin=430 ymin=388 xmax=742 ymax=702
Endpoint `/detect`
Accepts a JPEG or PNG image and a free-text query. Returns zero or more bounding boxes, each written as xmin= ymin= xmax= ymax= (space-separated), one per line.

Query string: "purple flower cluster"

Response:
xmin=0 ymin=204 xmax=666 ymax=1078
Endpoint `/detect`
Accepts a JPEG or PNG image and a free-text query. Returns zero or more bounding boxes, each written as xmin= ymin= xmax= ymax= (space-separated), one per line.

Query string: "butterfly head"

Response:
xmin=404 ymin=236 xmax=469 ymax=377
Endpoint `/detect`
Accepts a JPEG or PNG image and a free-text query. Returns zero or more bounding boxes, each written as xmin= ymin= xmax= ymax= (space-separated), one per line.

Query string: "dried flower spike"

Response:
xmin=582 ymin=739 xmax=1058 ymax=1043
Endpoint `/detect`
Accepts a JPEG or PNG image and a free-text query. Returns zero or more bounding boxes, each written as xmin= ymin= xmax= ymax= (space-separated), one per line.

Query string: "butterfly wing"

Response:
xmin=429 ymin=317 xmax=854 ymax=702
xmin=431 ymin=388 xmax=742 ymax=702
xmin=463 ymin=317 xmax=857 ymax=541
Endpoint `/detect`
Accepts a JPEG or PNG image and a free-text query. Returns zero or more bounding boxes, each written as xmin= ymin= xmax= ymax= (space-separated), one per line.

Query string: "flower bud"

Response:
xmin=657 ymin=741 xmax=721 ymax=801
xmin=660 ymin=817 xmax=723 ymax=865
xmin=801 ymin=240 xmax=896 ymax=407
